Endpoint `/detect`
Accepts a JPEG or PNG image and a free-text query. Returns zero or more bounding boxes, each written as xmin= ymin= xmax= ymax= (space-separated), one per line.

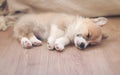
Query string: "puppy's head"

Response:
xmin=74 ymin=17 xmax=108 ymax=49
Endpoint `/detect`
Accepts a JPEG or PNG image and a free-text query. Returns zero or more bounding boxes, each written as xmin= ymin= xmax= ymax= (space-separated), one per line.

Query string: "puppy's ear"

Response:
xmin=92 ymin=17 xmax=108 ymax=27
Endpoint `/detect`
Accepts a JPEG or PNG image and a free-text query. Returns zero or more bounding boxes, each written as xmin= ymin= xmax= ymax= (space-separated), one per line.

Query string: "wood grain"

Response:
xmin=0 ymin=17 xmax=120 ymax=75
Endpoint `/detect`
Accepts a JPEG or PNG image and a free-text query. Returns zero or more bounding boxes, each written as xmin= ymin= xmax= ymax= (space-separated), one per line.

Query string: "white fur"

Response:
xmin=14 ymin=13 xmax=107 ymax=50
xmin=21 ymin=37 xmax=32 ymax=48
xmin=29 ymin=36 xmax=42 ymax=46
xmin=74 ymin=36 xmax=88 ymax=49
xmin=47 ymin=24 xmax=64 ymax=50
xmin=55 ymin=37 xmax=70 ymax=51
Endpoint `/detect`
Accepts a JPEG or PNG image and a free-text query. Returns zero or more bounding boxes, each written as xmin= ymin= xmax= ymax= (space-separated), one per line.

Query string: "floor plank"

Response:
xmin=0 ymin=17 xmax=120 ymax=75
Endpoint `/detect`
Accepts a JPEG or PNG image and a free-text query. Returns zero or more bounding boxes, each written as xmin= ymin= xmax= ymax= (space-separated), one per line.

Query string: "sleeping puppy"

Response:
xmin=14 ymin=13 xmax=107 ymax=51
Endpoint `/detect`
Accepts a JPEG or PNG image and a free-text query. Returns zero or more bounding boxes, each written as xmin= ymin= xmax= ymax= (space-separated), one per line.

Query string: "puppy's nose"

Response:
xmin=79 ymin=42 xmax=85 ymax=49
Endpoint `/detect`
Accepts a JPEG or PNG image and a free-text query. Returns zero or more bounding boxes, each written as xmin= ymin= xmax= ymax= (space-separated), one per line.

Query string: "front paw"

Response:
xmin=47 ymin=42 xmax=55 ymax=50
xmin=30 ymin=36 xmax=42 ymax=46
xmin=21 ymin=37 xmax=32 ymax=49
xmin=31 ymin=39 xmax=42 ymax=46
xmin=55 ymin=43 xmax=64 ymax=51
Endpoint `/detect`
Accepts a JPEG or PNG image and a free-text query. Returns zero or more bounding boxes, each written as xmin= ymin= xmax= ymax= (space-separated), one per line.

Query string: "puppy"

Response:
xmin=14 ymin=13 xmax=107 ymax=51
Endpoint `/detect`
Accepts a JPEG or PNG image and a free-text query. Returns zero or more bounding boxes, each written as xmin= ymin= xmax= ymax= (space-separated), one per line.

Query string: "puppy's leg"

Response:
xmin=14 ymin=29 xmax=42 ymax=48
xmin=21 ymin=37 xmax=32 ymax=49
xmin=14 ymin=30 xmax=32 ymax=49
xmin=29 ymin=33 xmax=42 ymax=46
xmin=47 ymin=24 xmax=64 ymax=50
xmin=55 ymin=36 xmax=70 ymax=51
xmin=20 ymin=33 xmax=42 ymax=48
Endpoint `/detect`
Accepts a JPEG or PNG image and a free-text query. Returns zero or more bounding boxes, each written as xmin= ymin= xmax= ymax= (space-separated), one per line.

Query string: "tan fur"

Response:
xmin=84 ymin=19 xmax=102 ymax=40
xmin=14 ymin=13 xmax=75 ymax=39
xmin=14 ymin=12 xmax=106 ymax=50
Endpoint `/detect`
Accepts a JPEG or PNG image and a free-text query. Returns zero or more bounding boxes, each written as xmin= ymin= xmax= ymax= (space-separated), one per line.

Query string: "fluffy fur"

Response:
xmin=0 ymin=16 xmax=6 ymax=31
xmin=0 ymin=16 xmax=16 ymax=31
xmin=14 ymin=13 xmax=107 ymax=51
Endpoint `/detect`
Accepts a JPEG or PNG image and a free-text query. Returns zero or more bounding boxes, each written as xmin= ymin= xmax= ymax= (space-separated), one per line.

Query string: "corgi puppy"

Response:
xmin=14 ymin=13 xmax=107 ymax=51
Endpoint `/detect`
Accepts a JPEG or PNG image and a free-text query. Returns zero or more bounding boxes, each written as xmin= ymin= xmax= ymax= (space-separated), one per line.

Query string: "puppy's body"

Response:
xmin=14 ymin=13 xmax=75 ymax=40
xmin=14 ymin=13 xmax=107 ymax=50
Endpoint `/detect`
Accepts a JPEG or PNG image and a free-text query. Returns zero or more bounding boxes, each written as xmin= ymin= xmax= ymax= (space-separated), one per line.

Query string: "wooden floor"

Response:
xmin=0 ymin=17 xmax=120 ymax=75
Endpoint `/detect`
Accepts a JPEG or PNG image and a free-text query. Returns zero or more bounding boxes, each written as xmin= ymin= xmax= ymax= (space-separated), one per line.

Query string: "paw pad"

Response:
xmin=47 ymin=43 xmax=55 ymax=50
xmin=21 ymin=40 xmax=32 ymax=49
xmin=55 ymin=43 xmax=64 ymax=51
xmin=32 ymin=41 xmax=42 ymax=46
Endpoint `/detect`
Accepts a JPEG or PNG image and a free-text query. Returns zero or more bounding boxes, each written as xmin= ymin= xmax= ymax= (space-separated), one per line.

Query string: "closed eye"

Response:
xmin=87 ymin=33 xmax=91 ymax=38
xmin=85 ymin=33 xmax=91 ymax=40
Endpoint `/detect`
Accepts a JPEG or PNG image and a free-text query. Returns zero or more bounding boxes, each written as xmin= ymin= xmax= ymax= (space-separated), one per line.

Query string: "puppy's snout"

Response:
xmin=79 ymin=42 xmax=85 ymax=49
